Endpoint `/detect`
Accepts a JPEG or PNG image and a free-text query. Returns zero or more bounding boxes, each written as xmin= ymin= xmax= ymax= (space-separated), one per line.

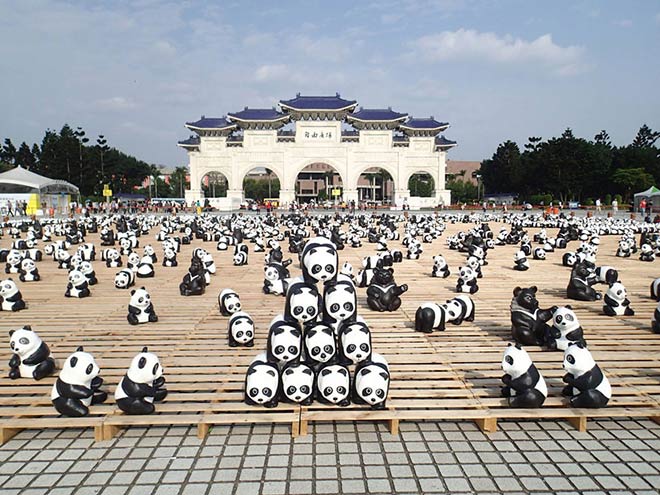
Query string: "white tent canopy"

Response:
xmin=0 ymin=166 xmax=79 ymax=195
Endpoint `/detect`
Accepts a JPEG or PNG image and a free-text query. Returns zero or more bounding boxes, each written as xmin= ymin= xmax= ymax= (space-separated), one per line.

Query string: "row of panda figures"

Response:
xmin=3 ymin=210 xmax=660 ymax=416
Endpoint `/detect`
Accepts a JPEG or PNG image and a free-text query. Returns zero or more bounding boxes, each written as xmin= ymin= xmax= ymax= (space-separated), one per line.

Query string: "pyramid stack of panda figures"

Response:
xmin=245 ymin=236 xmax=391 ymax=410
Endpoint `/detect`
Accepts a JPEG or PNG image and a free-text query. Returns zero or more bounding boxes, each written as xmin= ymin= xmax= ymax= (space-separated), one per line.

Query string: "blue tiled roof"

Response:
xmin=228 ymin=108 xmax=288 ymax=121
xmin=177 ymin=136 xmax=200 ymax=146
xmin=348 ymin=108 xmax=408 ymax=121
xmin=401 ymin=118 xmax=449 ymax=130
xmin=435 ymin=136 xmax=457 ymax=147
xmin=185 ymin=117 xmax=234 ymax=130
xmin=279 ymin=93 xmax=357 ymax=111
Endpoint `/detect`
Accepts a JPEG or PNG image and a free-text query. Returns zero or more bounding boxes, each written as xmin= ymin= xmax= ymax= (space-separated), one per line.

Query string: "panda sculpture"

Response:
xmin=0 ymin=278 xmax=27 ymax=312
xmin=366 ymin=264 xmax=408 ymax=312
xmin=500 ymin=343 xmax=547 ymax=408
xmin=127 ymin=287 xmax=158 ymax=325
xmin=456 ymin=266 xmax=478 ymax=294
xmin=104 ymin=248 xmax=122 ymax=268
xmin=445 ymin=295 xmax=476 ymax=325
xmin=280 ymin=362 xmax=315 ymax=405
xmin=562 ymin=343 xmax=611 ymax=408
xmin=603 ymin=282 xmax=634 ymax=316
xmin=284 ymin=281 xmax=321 ymax=325
xmin=5 ymin=250 xmax=23 ymax=274
xmin=8 ymin=326 xmax=56 ymax=380
xmin=650 ymin=278 xmax=660 ymax=301
xmin=304 ymin=323 xmax=337 ymax=368
xmin=356 ymin=268 xmax=374 ymax=288
xmin=353 ymin=353 xmax=390 ymax=410
xmin=65 ymin=270 xmax=90 ymax=298
xmin=337 ymin=319 xmax=372 ymax=365
xmin=415 ymin=302 xmax=452 ymax=333
xmin=594 ymin=266 xmax=618 ymax=285
xmin=136 ymin=256 xmax=155 ymax=278
xmin=51 ymin=347 xmax=107 ymax=417
xmin=244 ymin=353 xmax=280 ymax=408
xmin=323 ymin=279 xmax=357 ymax=332
xmin=56 ymin=249 xmax=72 ymax=270
xmin=532 ymin=247 xmax=546 ymax=260
xmin=300 ymin=237 xmax=338 ymax=285
xmin=19 ymin=258 xmax=40 ymax=282
xmin=263 ymin=262 xmax=291 ymax=296
xmin=179 ymin=258 xmax=206 ymax=296
xmin=567 ymin=262 xmax=601 ymax=301
xmin=233 ymin=244 xmax=249 ymax=266
xmin=228 ymin=311 xmax=255 ymax=347
xmin=639 ymin=244 xmax=655 ymax=262
xmin=79 ymin=261 xmax=97 ymax=286
xmin=513 ymin=250 xmax=529 ymax=271
xmin=143 ymin=245 xmax=158 ymax=263
xmin=562 ymin=252 xmax=577 ymax=267
xmin=430 ymin=255 xmax=451 ymax=278
xmin=115 ymin=347 xmax=167 ymax=415
xmin=115 ymin=268 xmax=135 ymax=289
xmin=219 ymin=289 xmax=242 ymax=316
xmin=266 ymin=316 xmax=302 ymax=366
xmin=316 ymin=363 xmax=350 ymax=406
xmin=548 ymin=306 xmax=586 ymax=351
xmin=162 ymin=248 xmax=178 ymax=267
xmin=127 ymin=252 xmax=141 ymax=272
xmin=510 ymin=286 xmax=557 ymax=346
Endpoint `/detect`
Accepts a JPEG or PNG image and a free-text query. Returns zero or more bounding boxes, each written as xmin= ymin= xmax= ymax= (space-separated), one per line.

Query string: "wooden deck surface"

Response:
xmin=1 ymin=218 xmax=659 ymax=442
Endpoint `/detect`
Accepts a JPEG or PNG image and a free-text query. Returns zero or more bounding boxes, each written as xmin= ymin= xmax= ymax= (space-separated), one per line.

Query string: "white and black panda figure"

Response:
xmin=594 ymin=266 xmax=618 ymax=285
xmin=548 ymin=306 xmax=586 ymax=351
xmin=56 ymin=249 xmax=72 ymax=270
xmin=431 ymin=255 xmax=451 ymax=278
xmin=337 ymin=318 xmax=372 ymax=365
xmin=513 ymin=250 xmax=529 ymax=271
xmin=300 ymin=237 xmax=338 ymax=286
xmin=356 ymin=268 xmax=374 ymax=288
xmin=5 ymin=250 xmax=23 ymax=274
xmin=284 ymin=281 xmax=321 ymax=325
xmin=65 ymin=270 xmax=90 ymax=298
xmin=532 ymin=247 xmax=546 ymax=260
xmin=219 ymin=289 xmax=242 ymax=316
xmin=143 ymin=245 xmax=158 ymax=264
xmin=651 ymin=278 xmax=660 ymax=301
xmin=115 ymin=268 xmax=135 ymax=289
xmin=263 ymin=262 xmax=291 ymax=296
xmin=562 ymin=252 xmax=577 ymax=267
xmin=8 ymin=326 xmax=56 ymax=380
xmin=446 ymin=295 xmax=476 ymax=325
xmin=315 ymin=363 xmax=350 ymax=406
xmin=0 ymin=278 xmax=26 ymax=311
xmin=562 ymin=343 xmax=611 ymax=408
xmin=79 ymin=261 xmax=97 ymax=286
xmin=127 ymin=252 xmax=141 ymax=272
xmin=127 ymin=287 xmax=158 ymax=325
xmin=136 ymin=256 xmax=155 ymax=278
xmin=115 ymin=347 xmax=167 ymax=415
xmin=639 ymin=244 xmax=655 ymax=262
xmin=244 ymin=353 xmax=280 ymax=408
xmin=280 ymin=362 xmax=315 ymax=405
xmin=323 ymin=279 xmax=357 ymax=332
xmin=51 ymin=346 xmax=107 ymax=417
xmin=500 ymin=343 xmax=547 ymax=408
xmin=603 ymin=282 xmax=634 ymax=316
xmin=304 ymin=323 xmax=337 ymax=368
xmin=340 ymin=261 xmax=355 ymax=282
xmin=233 ymin=244 xmax=249 ymax=266
xmin=266 ymin=316 xmax=303 ymax=366
xmin=103 ymin=248 xmax=122 ymax=268
xmin=19 ymin=258 xmax=40 ymax=282
xmin=162 ymin=248 xmax=178 ymax=267
xmin=353 ymin=353 xmax=390 ymax=410
xmin=616 ymin=240 xmax=632 ymax=258
xmin=456 ymin=266 xmax=478 ymax=294
xmin=415 ymin=302 xmax=450 ymax=333
xmin=228 ymin=311 xmax=255 ymax=347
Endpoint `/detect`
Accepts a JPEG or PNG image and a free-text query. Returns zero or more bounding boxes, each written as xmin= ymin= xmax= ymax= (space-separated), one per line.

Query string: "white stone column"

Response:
xmin=280 ymin=189 xmax=296 ymax=207
xmin=343 ymin=189 xmax=358 ymax=203
xmin=394 ymin=189 xmax=410 ymax=208
xmin=226 ymin=189 xmax=244 ymax=209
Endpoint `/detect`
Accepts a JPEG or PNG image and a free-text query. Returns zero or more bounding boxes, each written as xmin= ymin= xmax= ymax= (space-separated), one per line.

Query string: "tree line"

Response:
xmin=480 ymin=125 xmax=660 ymax=204
xmin=1 ymin=124 xmax=189 ymax=199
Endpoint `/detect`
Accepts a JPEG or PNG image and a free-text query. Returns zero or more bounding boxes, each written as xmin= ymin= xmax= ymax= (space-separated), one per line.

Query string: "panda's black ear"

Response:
xmin=513 ymin=286 xmax=521 ymax=296
xmin=576 ymin=342 xmax=585 ymax=349
xmin=141 ymin=286 xmax=146 ymax=290
xmin=247 ymin=367 xmax=257 ymax=375
xmin=142 ymin=346 xmax=148 ymax=353
xmin=380 ymin=372 xmax=389 ymax=380
xmin=514 ymin=343 xmax=522 ymax=350
xmin=302 ymin=368 xmax=313 ymax=375
xmin=360 ymin=368 xmax=372 ymax=375
xmin=565 ymin=305 xmax=572 ymax=310
xmin=9 ymin=330 xmax=14 ymax=336
xmin=337 ymin=367 xmax=348 ymax=376
xmin=321 ymin=368 xmax=332 ymax=376
xmin=24 ymin=325 xmax=32 ymax=330
xmin=131 ymin=289 xmax=135 ymax=295
xmin=530 ymin=286 xmax=538 ymax=293
xmin=76 ymin=346 xmax=84 ymax=352
xmin=291 ymin=329 xmax=301 ymax=338
xmin=507 ymin=342 xmax=512 ymax=347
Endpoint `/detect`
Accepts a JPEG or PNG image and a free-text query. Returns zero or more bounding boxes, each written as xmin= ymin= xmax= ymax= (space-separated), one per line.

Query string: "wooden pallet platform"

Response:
xmin=1 ymin=218 xmax=660 ymax=442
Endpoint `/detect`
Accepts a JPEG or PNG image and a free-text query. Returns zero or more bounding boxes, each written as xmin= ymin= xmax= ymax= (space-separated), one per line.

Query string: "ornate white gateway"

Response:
xmin=178 ymin=94 xmax=456 ymax=208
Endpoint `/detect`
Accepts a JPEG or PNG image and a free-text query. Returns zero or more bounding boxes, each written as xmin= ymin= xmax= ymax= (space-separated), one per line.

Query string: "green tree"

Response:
xmin=15 ymin=142 xmax=36 ymax=169
xmin=170 ymin=166 xmax=190 ymax=198
xmin=408 ymin=173 xmax=434 ymax=197
xmin=632 ymin=124 xmax=660 ymax=148
xmin=480 ymin=140 xmax=523 ymax=193
xmin=611 ymin=168 xmax=654 ymax=202
xmin=2 ymin=138 xmax=16 ymax=165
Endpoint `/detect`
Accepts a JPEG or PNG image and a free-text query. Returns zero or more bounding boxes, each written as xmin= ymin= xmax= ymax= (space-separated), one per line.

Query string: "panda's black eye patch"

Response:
xmin=343 ymin=303 xmax=353 ymax=312
xmin=325 ymin=264 xmax=334 ymax=273
xmin=263 ymin=388 xmax=272 ymax=397
xmin=312 ymin=265 xmax=322 ymax=274
xmin=287 ymin=386 xmax=296 ymax=395
xmin=293 ymin=307 xmax=303 ymax=316
xmin=138 ymin=357 xmax=147 ymax=369
xmin=330 ymin=303 xmax=340 ymax=313
xmin=86 ymin=364 xmax=93 ymax=375
xmin=324 ymin=386 xmax=332 ymax=396
xmin=337 ymin=386 xmax=346 ymax=395
xmin=347 ymin=344 xmax=356 ymax=353
xmin=152 ymin=363 xmax=159 ymax=375
xmin=70 ymin=357 xmax=78 ymax=367
xmin=249 ymin=388 xmax=258 ymax=397
xmin=360 ymin=343 xmax=369 ymax=352
xmin=363 ymin=387 xmax=373 ymax=396
xmin=306 ymin=307 xmax=316 ymax=316
xmin=323 ymin=345 xmax=333 ymax=354
xmin=567 ymin=355 xmax=575 ymax=365
xmin=19 ymin=337 xmax=29 ymax=345
xmin=288 ymin=346 xmax=297 ymax=355
xmin=376 ymin=389 xmax=385 ymax=398
xmin=505 ymin=356 xmax=513 ymax=365
xmin=300 ymin=385 xmax=310 ymax=394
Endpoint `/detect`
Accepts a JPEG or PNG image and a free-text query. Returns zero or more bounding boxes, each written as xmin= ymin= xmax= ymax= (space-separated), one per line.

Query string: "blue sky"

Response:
xmin=1 ymin=0 xmax=659 ymax=168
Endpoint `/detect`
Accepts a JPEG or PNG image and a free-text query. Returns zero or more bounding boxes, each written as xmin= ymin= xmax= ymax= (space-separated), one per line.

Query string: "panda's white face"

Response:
xmin=471 ymin=247 xmax=484 ymax=259
xmin=80 ymin=262 xmax=93 ymax=275
xmin=514 ymin=250 xmax=526 ymax=262
xmin=115 ymin=271 xmax=131 ymax=288
xmin=340 ymin=323 xmax=371 ymax=364
xmin=565 ymin=253 xmax=576 ymax=265
xmin=304 ymin=242 xmax=337 ymax=283
xmin=434 ymin=256 xmax=447 ymax=268
xmin=563 ymin=343 xmax=595 ymax=376
xmin=305 ymin=324 xmax=336 ymax=363
xmin=553 ymin=307 xmax=580 ymax=331
xmin=68 ymin=270 xmax=86 ymax=286
xmin=9 ymin=327 xmax=41 ymax=357
xmin=127 ymin=350 xmax=163 ymax=384
xmin=606 ymin=282 xmax=626 ymax=302
xmin=7 ymin=251 xmax=22 ymax=265
xmin=20 ymin=258 xmax=36 ymax=271
xmin=340 ymin=262 xmax=354 ymax=276
xmin=223 ymin=293 xmax=241 ymax=314
xmin=282 ymin=364 xmax=314 ymax=402
xmin=246 ymin=364 xmax=279 ymax=404
xmin=107 ymin=249 xmax=120 ymax=261
xmin=502 ymin=344 xmax=532 ymax=378
xmin=324 ymin=283 xmax=356 ymax=321
xmin=269 ymin=325 xmax=302 ymax=363
xmin=164 ymin=248 xmax=175 ymax=259
xmin=288 ymin=287 xmax=319 ymax=323
xmin=317 ymin=365 xmax=349 ymax=403
xmin=144 ymin=245 xmax=155 ymax=256
xmin=459 ymin=266 xmax=475 ymax=281
xmin=230 ymin=312 xmax=254 ymax=344
xmin=130 ymin=289 xmax=151 ymax=310
xmin=356 ymin=365 xmax=389 ymax=405
xmin=264 ymin=265 xmax=281 ymax=281
xmin=466 ymin=256 xmax=480 ymax=271
xmin=60 ymin=349 xmax=100 ymax=386
xmin=127 ymin=253 xmax=140 ymax=266
xmin=534 ymin=248 xmax=546 ymax=260
xmin=56 ymin=249 xmax=70 ymax=261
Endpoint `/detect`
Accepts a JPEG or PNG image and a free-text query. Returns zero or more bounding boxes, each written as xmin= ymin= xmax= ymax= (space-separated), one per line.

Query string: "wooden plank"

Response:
xmin=566 ymin=416 xmax=588 ymax=432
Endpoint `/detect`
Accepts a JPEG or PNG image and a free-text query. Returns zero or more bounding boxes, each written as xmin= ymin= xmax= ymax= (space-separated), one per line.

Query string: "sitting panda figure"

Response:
xmin=323 ymin=279 xmax=357 ymax=332
xmin=56 ymin=249 xmax=72 ymax=270
xmin=115 ymin=268 xmax=135 ymax=289
xmin=651 ymin=278 xmax=660 ymax=301
xmin=219 ymin=289 xmax=242 ymax=316
xmin=143 ymin=245 xmax=158 ymax=263
xmin=562 ymin=343 xmax=611 ymax=408
xmin=233 ymin=244 xmax=249 ymax=266
xmin=266 ymin=315 xmax=302 ymax=366
xmin=445 ymin=295 xmax=475 ymax=325
xmin=532 ymin=247 xmax=546 ymax=260
xmin=79 ymin=261 xmax=97 ymax=286
xmin=8 ymin=325 xmax=56 ymax=380
xmin=616 ymin=240 xmax=632 ymax=258
xmin=466 ymin=256 xmax=483 ymax=279
xmin=127 ymin=287 xmax=158 ymax=325
xmin=513 ymin=250 xmax=529 ymax=271
xmin=179 ymin=258 xmax=206 ymax=296
xmin=162 ymin=248 xmax=178 ymax=267
xmin=356 ymin=268 xmax=374 ymax=288
xmin=77 ymin=243 xmax=95 ymax=262
xmin=244 ymin=353 xmax=280 ymax=408
xmin=603 ymin=282 xmax=634 ymax=316
xmin=300 ymin=237 xmax=338 ymax=285
xmin=284 ymin=281 xmax=321 ymax=325
xmin=567 ymin=262 xmax=601 ymax=301
xmin=228 ymin=311 xmax=255 ymax=347
xmin=501 ymin=343 xmax=547 ymax=408
xmin=510 ymin=286 xmax=557 ymax=346
xmin=316 ymin=363 xmax=350 ymax=406
xmin=65 ymin=270 xmax=90 ymax=298
xmin=337 ymin=318 xmax=372 ymax=365
xmin=431 ymin=255 xmax=451 ymax=278
xmin=594 ymin=266 xmax=618 ymax=285
xmin=19 ymin=258 xmax=40 ymax=282
xmin=263 ymin=262 xmax=291 ymax=296
xmin=127 ymin=252 xmax=141 ymax=272
xmin=406 ymin=241 xmax=423 ymax=260
xmin=136 ymin=255 xmax=155 ymax=278
xmin=280 ymin=362 xmax=315 ymax=405
xmin=115 ymin=347 xmax=167 ymax=415
xmin=548 ymin=306 xmax=586 ymax=351
xmin=353 ymin=353 xmax=390 ymax=410
xmin=562 ymin=252 xmax=577 ymax=267
xmin=639 ymin=244 xmax=655 ymax=262
xmin=366 ymin=265 xmax=408 ymax=312
xmin=5 ymin=250 xmax=23 ymax=274
xmin=339 ymin=261 xmax=355 ymax=282
xmin=0 ymin=278 xmax=27 ymax=311
xmin=51 ymin=347 xmax=107 ymax=417
xmin=456 ymin=266 xmax=478 ymax=294
xmin=304 ymin=323 xmax=337 ymax=368
xmin=254 ymin=237 xmax=265 ymax=252
xmin=104 ymin=248 xmax=122 ymax=268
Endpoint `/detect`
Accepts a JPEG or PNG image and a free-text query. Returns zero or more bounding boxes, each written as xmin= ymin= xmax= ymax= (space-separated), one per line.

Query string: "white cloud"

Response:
xmin=411 ymin=29 xmax=585 ymax=75
xmin=95 ymin=97 xmax=137 ymax=111
xmin=614 ymin=19 xmax=633 ymax=28
xmin=254 ymin=64 xmax=290 ymax=82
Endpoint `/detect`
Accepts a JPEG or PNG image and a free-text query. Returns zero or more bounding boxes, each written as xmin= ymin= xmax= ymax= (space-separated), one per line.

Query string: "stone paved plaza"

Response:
xmin=1 ymin=419 xmax=659 ymax=495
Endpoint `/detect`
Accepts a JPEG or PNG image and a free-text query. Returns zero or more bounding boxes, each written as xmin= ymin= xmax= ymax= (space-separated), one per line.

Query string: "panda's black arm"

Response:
xmin=122 ymin=376 xmax=156 ymax=397
xmin=603 ymin=294 xmax=619 ymax=307
xmin=511 ymin=312 xmax=533 ymax=328
xmin=366 ymin=286 xmax=381 ymax=299
xmin=537 ymin=307 xmax=557 ymax=322
xmin=127 ymin=305 xmax=140 ymax=315
xmin=623 ymin=298 xmax=631 ymax=306
xmin=9 ymin=354 xmax=20 ymax=368
xmin=509 ymin=366 xmax=539 ymax=392
xmin=570 ymin=366 xmax=604 ymax=391
xmin=145 ymin=303 xmax=155 ymax=314
xmin=56 ymin=379 xmax=93 ymax=398
xmin=22 ymin=342 xmax=51 ymax=365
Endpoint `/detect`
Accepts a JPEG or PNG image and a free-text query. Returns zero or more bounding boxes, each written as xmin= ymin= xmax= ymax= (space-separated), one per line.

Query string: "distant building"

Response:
xmin=446 ymin=160 xmax=480 ymax=185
